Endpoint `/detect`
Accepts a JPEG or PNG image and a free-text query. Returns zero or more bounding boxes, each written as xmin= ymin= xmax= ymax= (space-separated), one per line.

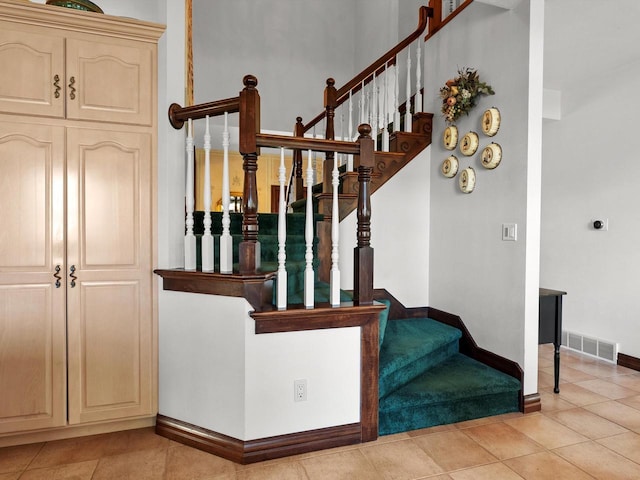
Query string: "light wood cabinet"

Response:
xmin=0 ymin=0 xmax=163 ymax=440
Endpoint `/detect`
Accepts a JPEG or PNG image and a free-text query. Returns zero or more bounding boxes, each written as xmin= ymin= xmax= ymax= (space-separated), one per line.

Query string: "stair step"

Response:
xmin=379 ymin=318 xmax=462 ymax=399
xmin=379 ymin=353 xmax=521 ymax=436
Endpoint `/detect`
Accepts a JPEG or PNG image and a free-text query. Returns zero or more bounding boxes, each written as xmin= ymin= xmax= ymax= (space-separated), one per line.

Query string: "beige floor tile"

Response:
xmin=569 ymin=362 xmax=635 ymax=379
xmin=461 ymin=422 xmax=544 ymax=460
xmin=449 ymin=462 xmax=523 ymax=479
xmin=454 ymin=412 xmax=522 ymax=430
xmin=0 ymin=472 xmax=20 ymax=480
xmin=17 ymin=460 xmax=98 ymax=480
xmin=165 ymin=445 xmax=236 ymax=480
xmin=554 ymin=440 xmax=640 ymax=480
xmin=597 ymin=431 xmax=640 ymax=464
xmin=539 ymin=391 xmax=577 ymax=412
xmin=411 ymin=430 xmax=496 ymax=471
xmin=300 ymin=449 xmax=383 ymax=480
xmin=0 ymin=442 xmax=43 ymax=474
xmin=617 ymin=394 xmax=640 ymax=411
xmin=504 ymin=414 xmax=588 ymax=449
xmin=504 ymin=451 xmax=594 ymax=480
xmin=359 ymin=438 xmax=444 ymax=479
xmin=575 ymin=378 xmax=639 ymax=400
xmin=236 ymin=461 xmax=308 ymax=480
xmin=28 ymin=434 xmax=116 ymax=469
xmin=537 ymin=371 xmax=555 ymax=389
xmin=405 ymin=424 xmax=457 ymax=437
xmin=422 ymin=476 xmax=453 ymax=480
xmin=544 ymin=408 xmax=628 ymax=439
xmin=91 ymin=448 xmax=167 ymax=480
xmin=554 ymin=383 xmax=610 ymax=406
xmin=100 ymin=427 xmax=170 ymax=457
xmin=609 ymin=374 xmax=640 ymax=392
xmin=584 ymin=400 xmax=640 ymax=432
xmin=542 ymin=365 xmax=596 ymax=383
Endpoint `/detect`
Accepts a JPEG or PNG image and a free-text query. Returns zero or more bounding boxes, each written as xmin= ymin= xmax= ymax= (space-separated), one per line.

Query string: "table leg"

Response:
xmin=553 ymin=342 xmax=560 ymax=393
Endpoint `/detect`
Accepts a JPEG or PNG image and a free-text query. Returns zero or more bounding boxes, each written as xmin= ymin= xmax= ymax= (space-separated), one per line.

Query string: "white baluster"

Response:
xmin=415 ymin=40 xmax=423 ymax=114
xmin=201 ymin=115 xmax=214 ymax=272
xmin=220 ymin=112 xmax=233 ymax=273
xmin=405 ymin=45 xmax=412 ymax=132
xmin=304 ymin=149 xmax=314 ymax=308
xmin=185 ymin=118 xmax=196 ymax=271
xmin=339 ymin=111 xmax=344 ymax=166
xmin=382 ymin=63 xmax=390 ymax=152
xmin=348 ymin=90 xmax=354 ymax=171
xmin=277 ymin=147 xmax=288 ymax=310
xmin=394 ymin=61 xmax=401 ymax=132
xmin=359 ymin=80 xmax=365 ymax=127
xmin=330 ymin=153 xmax=340 ymax=307
xmin=372 ymin=74 xmax=378 ymax=151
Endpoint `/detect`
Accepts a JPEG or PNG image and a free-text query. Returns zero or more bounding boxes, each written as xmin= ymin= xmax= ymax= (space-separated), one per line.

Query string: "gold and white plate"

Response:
xmin=481 ymin=142 xmax=502 ymax=169
xmin=441 ymin=155 xmax=459 ymax=178
xmin=459 ymin=167 xmax=476 ymax=194
xmin=460 ymin=131 xmax=479 ymax=156
xmin=443 ymin=125 xmax=458 ymax=150
xmin=481 ymin=107 xmax=501 ymax=136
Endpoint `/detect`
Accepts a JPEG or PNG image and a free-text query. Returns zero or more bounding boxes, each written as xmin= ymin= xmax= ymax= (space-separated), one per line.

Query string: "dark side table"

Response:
xmin=539 ymin=288 xmax=566 ymax=393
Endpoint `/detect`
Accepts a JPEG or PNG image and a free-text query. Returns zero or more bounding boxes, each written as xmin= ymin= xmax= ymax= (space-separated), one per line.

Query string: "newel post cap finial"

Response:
xmin=358 ymin=123 xmax=372 ymax=138
xmin=243 ymin=74 xmax=258 ymax=89
xmin=326 ymin=78 xmax=336 ymax=87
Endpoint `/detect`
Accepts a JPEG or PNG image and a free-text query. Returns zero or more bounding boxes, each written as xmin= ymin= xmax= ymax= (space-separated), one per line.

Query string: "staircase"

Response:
xmin=193 ymin=212 xmax=522 ymax=436
xmin=377 ymin=300 xmax=521 ymax=435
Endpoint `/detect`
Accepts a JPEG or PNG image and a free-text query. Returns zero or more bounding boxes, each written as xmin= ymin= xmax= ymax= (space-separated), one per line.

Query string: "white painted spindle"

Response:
xmin=405 ymin=45 xmax=412 ymax=132
xmin=185 ymin=118 xmax=196 ymax=270
xmin=201 ymin=115 xmax=214 ymax=272
xmin=220 ymin=112 xmax=233 ymax=273
xmin=415 ymin=40 xmax=423 ymax=114
xmin=348 ymin=90 xmax=354 ymax=171
xmin=330 ymin=153 xmax=340 ymax=306
xmin=382 ymin=63 xmax=390 ymax=152
xmin=394 ymin=62 xmax=401 ymax=132
xmin=277 ymin=147 xmax=288 ymax=310
xmin=360 ymin=80 xmax=365 ymax=127
xmin=372 ymin=74 xmax=378 ymax=151
xmin=304 ymin=149 xmax=314 ymax=308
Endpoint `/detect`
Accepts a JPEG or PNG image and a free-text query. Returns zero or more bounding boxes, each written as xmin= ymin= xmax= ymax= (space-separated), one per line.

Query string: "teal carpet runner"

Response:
xmin=194 ymin=211 xmax=521 ymax=435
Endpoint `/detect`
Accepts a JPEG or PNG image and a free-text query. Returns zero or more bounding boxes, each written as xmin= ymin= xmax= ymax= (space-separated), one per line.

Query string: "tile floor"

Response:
xmin=2 ymin=344 xmax=640 ymax=479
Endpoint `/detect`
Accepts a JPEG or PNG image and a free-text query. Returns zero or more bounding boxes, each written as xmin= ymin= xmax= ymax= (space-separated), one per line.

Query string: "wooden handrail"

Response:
xmin=425 ymin=0 xmax=474 ymax=40
xmin=302 ymin=6 xmax=430 ymax=133
xmin=168 ymin=96 xmax=240 ymax=129
xmin=256 ymin=133 xmax=360 ymax=155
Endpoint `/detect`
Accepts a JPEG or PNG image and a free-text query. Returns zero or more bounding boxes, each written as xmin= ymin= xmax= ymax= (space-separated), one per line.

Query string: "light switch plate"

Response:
xmin=502 ymin=223 xmax=517 ymax=241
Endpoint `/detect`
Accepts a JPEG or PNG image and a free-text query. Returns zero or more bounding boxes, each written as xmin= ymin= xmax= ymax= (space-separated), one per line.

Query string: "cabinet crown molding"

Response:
xmin=0 ymin=0 xmax=164 ymax=42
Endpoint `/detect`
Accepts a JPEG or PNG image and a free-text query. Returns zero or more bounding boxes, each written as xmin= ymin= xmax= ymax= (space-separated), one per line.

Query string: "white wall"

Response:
xmin=541 ymin=59 xmax=640 ymax=358
xmin=424 ymin=1 xmax=541 ymax=394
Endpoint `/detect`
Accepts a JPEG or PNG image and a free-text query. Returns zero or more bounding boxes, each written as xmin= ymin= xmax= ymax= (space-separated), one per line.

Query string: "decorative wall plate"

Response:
xmin=481 ymin=107 xmax=501 ymax=136
xmin=481 ymin=142 xmax=502 ymax=169
xmin=441 ymin=155 xmax=459 ymax=178
xmin=443 ymin=125 xmax=458 ymax=150
xmin=460 ymin=131 xmax=479 ymax=156
xmin=459 ymin=167 xmax=476 ymax=194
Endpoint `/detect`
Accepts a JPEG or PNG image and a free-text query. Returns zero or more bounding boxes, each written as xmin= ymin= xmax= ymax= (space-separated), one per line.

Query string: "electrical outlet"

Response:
xmin=294 ymin=379 xmax=307 ymax=402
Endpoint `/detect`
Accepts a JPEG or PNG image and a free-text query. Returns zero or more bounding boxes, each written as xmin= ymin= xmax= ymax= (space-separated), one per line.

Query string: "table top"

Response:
xmin=539 ymin=288 xmax=567 ymax=297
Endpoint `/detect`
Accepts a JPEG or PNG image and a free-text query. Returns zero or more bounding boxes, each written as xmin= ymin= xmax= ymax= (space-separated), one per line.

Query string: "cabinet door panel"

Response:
xmin=0 ymin=27 xmax=65 ymax=118
xmin=66 ymin=127 xmax=153 ymax=424
xmin=66 ymin=38 xmax=153 ymax=126
xmin=0 ymin=121 xmax=66 ymax=433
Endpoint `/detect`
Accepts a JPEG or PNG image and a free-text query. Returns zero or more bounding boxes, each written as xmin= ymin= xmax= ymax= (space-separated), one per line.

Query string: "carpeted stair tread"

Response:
xmin=378 ymin=353 xmax=521 ymax=435
xmin=379 ymin=318 xmax=462 ymax=399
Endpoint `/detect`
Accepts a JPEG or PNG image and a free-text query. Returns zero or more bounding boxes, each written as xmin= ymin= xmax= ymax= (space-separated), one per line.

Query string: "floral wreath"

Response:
xmin=440 ymin=68 xmax=494 ymax=123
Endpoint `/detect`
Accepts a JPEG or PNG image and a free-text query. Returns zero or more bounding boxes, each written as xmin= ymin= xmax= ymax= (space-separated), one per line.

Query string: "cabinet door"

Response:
xmin=65 ymin=37 xmax=153 ymax=126
xmin=66 ymin=127 xmax=154 ymax=424
xmin=0 ymin=120 xmax=66 ymax=433
xmin=0 ymin=26 xmax=65 ymax=118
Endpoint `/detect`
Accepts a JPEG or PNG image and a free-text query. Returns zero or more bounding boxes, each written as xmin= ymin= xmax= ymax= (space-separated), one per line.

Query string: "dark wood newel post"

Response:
xmin=239 ymin=74 xmax=261 ymax=274
xmin=353 ymin=124 xmax=374 ymax=306
xmin=323 ymin=78 xmax=337 ymax=193
xmin=293 ymin=117 xmax=304 ymax=201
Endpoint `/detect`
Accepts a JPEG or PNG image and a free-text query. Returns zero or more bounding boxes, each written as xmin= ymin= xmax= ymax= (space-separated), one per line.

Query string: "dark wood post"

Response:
xmin=239 ymin=74 xmax=261 ymax=274
xmin=428 ymin=0 xmax=442 ymax=36
xmin=293 ymin=117 xmax=304 ymax=201
xmin=323 ymin=78 xmax=337 ymax=193
xmin=353 ymin=124 xmax=374 ymax=305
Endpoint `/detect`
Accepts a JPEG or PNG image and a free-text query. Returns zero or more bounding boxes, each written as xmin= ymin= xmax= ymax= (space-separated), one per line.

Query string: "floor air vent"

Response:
xmin=562 ymin=331 xmax=618 ymax=363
